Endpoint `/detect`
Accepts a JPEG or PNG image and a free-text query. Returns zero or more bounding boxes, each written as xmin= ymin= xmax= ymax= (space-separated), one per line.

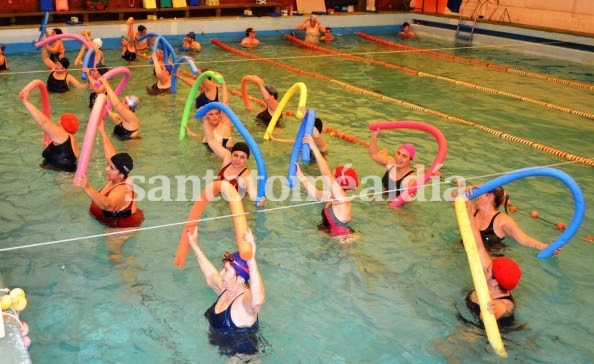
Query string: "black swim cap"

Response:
xmin=111 ymin=153 xmax=134 ymax=176
xmin=231 ymin=142 xmax=250 ymax=158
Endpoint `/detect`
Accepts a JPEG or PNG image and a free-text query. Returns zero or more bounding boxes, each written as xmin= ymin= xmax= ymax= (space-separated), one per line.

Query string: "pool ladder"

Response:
xmin=455 ymin=0 xmax=492 ymax=45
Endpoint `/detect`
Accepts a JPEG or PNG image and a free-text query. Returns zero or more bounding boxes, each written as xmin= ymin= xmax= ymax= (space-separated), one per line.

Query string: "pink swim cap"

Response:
xmin=399 ymin=143 xmax=416 ymax=161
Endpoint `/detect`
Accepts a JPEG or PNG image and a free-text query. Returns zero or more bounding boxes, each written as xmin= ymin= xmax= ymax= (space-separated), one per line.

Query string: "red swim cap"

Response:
xmin=334 ymin=165 xmax=359 ymax=190
xmin=60 ymin=113 xmax=79 ymax=134
xmin=492 ymin=257 xmax=522 ymax=291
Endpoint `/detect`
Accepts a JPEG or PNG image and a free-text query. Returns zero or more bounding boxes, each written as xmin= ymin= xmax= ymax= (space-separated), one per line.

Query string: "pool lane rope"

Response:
xmin=356 ymin=32 xmax=594 ymax=92
xmin=212 ymin=38 xmax=594 ymax=167
xmin=284 ymin=34 xmax=594 ymax=122
xmin=0 ymin=162 xmax=590 ymax=253
xmin=467 ymin=167 xmax=585 ymax=259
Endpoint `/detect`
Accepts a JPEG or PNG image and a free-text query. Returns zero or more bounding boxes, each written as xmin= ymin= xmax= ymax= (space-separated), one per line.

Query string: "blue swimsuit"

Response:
xmin=204 ymin=291 xmax=260 ymax=356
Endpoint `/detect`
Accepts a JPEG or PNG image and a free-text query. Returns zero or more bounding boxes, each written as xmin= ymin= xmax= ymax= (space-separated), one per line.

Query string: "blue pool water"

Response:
xmin=0 ymin=31 xmax=593 ymax=362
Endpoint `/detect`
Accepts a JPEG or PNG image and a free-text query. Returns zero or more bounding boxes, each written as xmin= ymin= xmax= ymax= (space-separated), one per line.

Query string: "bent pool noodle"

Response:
xmin=21 ymin=80 xmax=51 ymax=146
xmin=454 ymin=197 xmax=507 ymax=358
xmin=287 ymin=109 xmax=316 ymax=188
xmin=38 ymin=12 xmax=49 ymax=42
xmin=179 ymin=70 xmax=222 ymax=140
xmin=174 ymin=180 xmax=252 ymax=268
xmin=196 ymin=102 xmax=267 ymax=205
xmin=81 ymin=48 xmax=95 ymax=81
xmin=35 ymin=33 xmax=93 ymax=53
xmin=240 ymin=75 xmax=264 ymax=111
xmin=139 ymin=33 xmax=177 ymax=65
xmin=171 ymin=56 xmax=199 ymax=93
xmin=93 ymin=67 xmax=131 ymax=120
xmin=369 ymin=121 xmax=448 ymax=208
xmin=74 ymin=93 xmax=107 ymax=181
xmin=264 ymin=82 xmax=307 ymax=140
xmin=466 ymin=167 xmax=585 ymax=259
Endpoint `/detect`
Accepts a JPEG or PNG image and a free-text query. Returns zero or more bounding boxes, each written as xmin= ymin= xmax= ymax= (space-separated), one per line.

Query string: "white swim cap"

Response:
xmin=92 ymin=38 xmax=103 ymax=48
xmin=125 ymin=95 xmax=140 ymax=110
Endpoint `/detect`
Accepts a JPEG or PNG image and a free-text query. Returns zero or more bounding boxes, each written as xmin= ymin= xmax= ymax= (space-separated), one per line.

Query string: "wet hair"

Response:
xmin=325 ymin=27 xmax=332 ymax=32
xmin=489 ymin=186 xmax=509 ymax=213
xmin=402 ymin=22 xmax=410 ymax=28
xmin=245 ymin=27 xmax=254 ymax=37
xmin=314 ymin=118 xmax=323 ymax=133
xmin=53 ymin=28 xmax=63 ymax=35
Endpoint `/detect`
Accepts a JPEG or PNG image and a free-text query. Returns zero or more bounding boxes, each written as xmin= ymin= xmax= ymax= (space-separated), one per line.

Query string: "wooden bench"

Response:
xmin=0 ymin=3 xmax=282 ymax=26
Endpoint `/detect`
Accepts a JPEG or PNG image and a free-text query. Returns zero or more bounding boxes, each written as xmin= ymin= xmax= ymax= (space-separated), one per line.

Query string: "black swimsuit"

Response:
xmin=475 ymin=211 xmax=505 ymax=247
xmin=382 ymin=167 xmax=414 ymax=200
xmin=204 ymin=291 xmax=260 ymax=356
xmin=113 ymin=123 xmax=138 ymax=140
xmin=41 ymin=136 xmax=77 ymax=172
xmin=47 ymin=71 xmax=69 ymax=93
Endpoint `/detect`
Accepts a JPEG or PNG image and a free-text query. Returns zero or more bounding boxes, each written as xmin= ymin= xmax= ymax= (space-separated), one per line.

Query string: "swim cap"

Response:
xmin=264 ymin=85 xmax=278 ymax=100
xmin=60 ymin=113 xmax=79 ymax=134
xmin=229 ymin=252 xmax=250 ymax=281
xmin=92 ymin=38 xmax=103 ymax=48
xmin=0 ymin=43 xmax=5 ymax=51
xmin=492 ymin=257 xmax=522 ymax=290
xmin=138 ymin=25 xmax=147 ymax=32
xmin=111 ymin=153 xmax=134 ymax=175
xmin=314 ymin=118 xmax=323 ymax=133
xmin=58 ymin=57 xmax=70 ymax=69
xmin=186 ymin=32 xmax=196 ymax=40
xmin=334 ymin=165 xmax=359 ymax=190
xmin=399 ymin=143 xmax=416 ymax=161
xmin=121 ymin=36 xmax=130 ymax=42
xmin=125 ymin=95 xmax=140 ymax=110
xmin=231 ymin=141 xmax=251 ymax=158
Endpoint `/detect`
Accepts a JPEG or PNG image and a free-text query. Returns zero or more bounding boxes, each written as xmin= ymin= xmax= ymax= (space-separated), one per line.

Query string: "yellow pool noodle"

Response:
xmin=263 ymin=82 xmax=307 ymax=140
xmin=454 ymin=197 xmax=507 ymax=358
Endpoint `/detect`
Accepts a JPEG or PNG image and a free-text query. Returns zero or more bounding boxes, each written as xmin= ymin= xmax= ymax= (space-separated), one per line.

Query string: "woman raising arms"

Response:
xmin=369 ymin=129 xmax=417 ymax=202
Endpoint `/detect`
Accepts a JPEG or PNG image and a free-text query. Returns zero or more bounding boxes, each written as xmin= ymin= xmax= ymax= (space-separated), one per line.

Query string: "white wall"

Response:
xmin=460 ymin=0 xmax=594 ymax=34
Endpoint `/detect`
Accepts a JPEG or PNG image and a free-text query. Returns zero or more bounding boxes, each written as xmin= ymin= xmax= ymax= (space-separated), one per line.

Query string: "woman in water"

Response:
xmin=295 ymin=135 xmax=358 ymax=240
xmin=368 ymin=129 xmax=417 ymax=202
xmin=20 ymin=88 xmax=79 ymax=172
xmin=97 ymin=77 xmax=141 ymax=140
xmin=452 ymin=185 xmax=559 ymax=253
xmin=187 ymin=226 xmax=265 ymax=359
xmin=74 ymin=121 xmax=144 ymax=228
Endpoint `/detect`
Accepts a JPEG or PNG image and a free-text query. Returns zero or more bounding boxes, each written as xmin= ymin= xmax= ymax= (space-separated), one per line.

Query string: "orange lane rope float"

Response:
xmin=285 ymin=34 xmax=594 ymax=121
xmin=356 ymin=32 xmax=594 ymax=92
xmin=212 ymin=38 xmax=594 ymax=167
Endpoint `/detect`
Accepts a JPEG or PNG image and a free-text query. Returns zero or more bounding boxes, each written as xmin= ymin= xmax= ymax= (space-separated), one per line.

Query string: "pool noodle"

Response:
xmin=74 ymin=93 xmax=107 ymax=181
xmin=93 ymin=67 xmax=132 ymax=120
xmin=240 ymin=75 xmax=264 ymax=111
xmin=138 ymin=33 xmax=177 ymax=65
xmin=196 ymin=102 xmax=267 ymax=205
xmin=466 ymin=167 xmax=585 ymax=258
xmin=287 ymin=109 xmax=316 ymax=188
xmin=20 ymin=80 xmax=51 ymax=146
xmin=38 ymin=12 xmax=49 ymax=43
xmin=368 ymin=121 xmax=448 ymax=208
xmin=35 ymin=33 xmax=93 ymax=54
xmin=171 ymin=56 xmax=199 ymax=93
xmin=454 ymin=197 xmax=507 ymax=358
xmin=174 ymin=180 xmax=252 ymax=268
xmin=264 ymin=82 xmax=307 ymax=140
xmin=179 ymin=70 xmax=222 ymax=140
